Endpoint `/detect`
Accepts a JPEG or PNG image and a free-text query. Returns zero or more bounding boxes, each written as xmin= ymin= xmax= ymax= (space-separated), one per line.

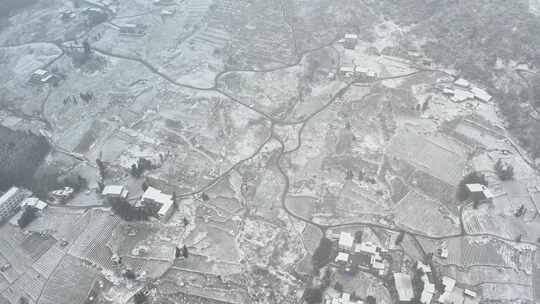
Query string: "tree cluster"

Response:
xmin=109 ymin=198 xmax=155 ymax=221
xmin=0 ymin=126 xmax=50 ymax=191
xmin=303 ymin=287 xmax=323 ymax=304
xmin=130 ymin=157 xmax=155 ymax=178
xmin=311 ymin=237 xmax=333 ymax=270
xmin=494 ymin=159 xmax=514 ymax=181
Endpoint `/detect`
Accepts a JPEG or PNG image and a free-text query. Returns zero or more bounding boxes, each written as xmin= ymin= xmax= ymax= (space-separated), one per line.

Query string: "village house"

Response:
xmin=119 ymin=23 xmax=147 ymax=36
xmin=325 ymin=292 xmax=363 ymax=304
xmin=0 ymin=187 xmax=31 ymax=222
xmin=437 ymin=276 xmax=456 ymax=303
xmin=451 ymin=89 xmax=474 ymax=102
xmin=30 ymin=69 xmax=57 ymax=85
xmin=339 ymin=66 xmax=355 ymax=78
xmin=466 ymin=183 xmax=494 ymax=204
xmin=354 ymin=66 xmax=378 ymax=80
xmin=417 ymin=261 xmax=435 ymax=304
xmin=471 ymin=86 xmax=492 ymax=102
xmin=394 ymin=273 xmax=414 ymax=303
xmin=21 ymin=197 xmax=48 ymax=211
xmin=437 ymin=242 xmax=449 ymax=259
xmin=343 ymin=34 xmax=358 ymax=50
xmin=141 ymin=187 xmax=175 ymax=222
xmin=454 ymin=78 xmax=470 ymax=88
xmin=102 ymin=185 xmax=129 ymax=200
xmin=354 ymin=242 xmax=386 ymax=274
xmin=338 ymin=232 xmax=355 ymax=252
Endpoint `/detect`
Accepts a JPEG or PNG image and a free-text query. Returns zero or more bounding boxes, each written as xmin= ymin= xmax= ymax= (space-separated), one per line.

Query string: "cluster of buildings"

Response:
xmin=338 ymin=66 xmax=378 ymax=80
xmin=393 ymin=263 xmax=477 ymax=304
xmin=334 ymin=231 xmax=386 ymax=276
xmin=101 ymin=185 xmax=174 ymax=222
xmin=325 ymin=291 xmax=362 ymax=304
xmin=30 ymin=69 xmax=58 ymax=85
xmin=442 ymin=78 xmax=492 ymax=103
xmin=0 ymin=187 xmax=47 ymax=225
xmin=118 ymin=23 xmax=147 ymax=36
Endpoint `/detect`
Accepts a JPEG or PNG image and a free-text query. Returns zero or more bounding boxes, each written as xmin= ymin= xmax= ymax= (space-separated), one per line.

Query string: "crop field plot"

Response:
xmin=160 ymin=268 xmax=248 ymax=303
xmin=109 ymin=222 xmax=157 ymax=256
xmin=32 ymin=246 xmax=65 ymax=278
xmin=534 ymin=267 xmax=540 ymax=302
xmin=209 ymin=0 xmax=296 ymax=68
xmin=122 ymin=256 xmax=172 ymax=279
xmin=393 ymin=190 xmax=460 ymax=237
xmin=441 ymin=237 xmax=521 ymax=269
xmin=38 ymin=254 xmax=98 ymax=304
xmin=387 ymin=129 xmax=468 ymax=187
xmin=184 ymin=213 xmax=241 ymax=264
xmin=451 ymin=265 xmax=531 ymax=286
xmin=463 ymin=208 xmax=528 ymax=240
xmin=4 ymin=269 xmax=45 ymax=303
xmin=454 ymin=120 xmax=503 ymax=148
xmin=208 ymin=196 xmax=243 ymax=215
xmin=0 ymin=0 xmax=87 ymax=45
xmin=481 ymin=283 xmax=532 ymax=302
xmin=20 ymin=233 xmax=57 ymax=262
xmin=218 ymin=63 xmax=344 ymax=121
xmin=286 ymin=196 xmax=318 ymax=220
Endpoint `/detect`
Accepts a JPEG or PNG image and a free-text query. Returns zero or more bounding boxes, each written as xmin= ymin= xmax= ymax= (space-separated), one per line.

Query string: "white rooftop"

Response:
xmin=466 ymin=183 xmax=487 ymax=193
xmin=454 ymin=78 xmax=470 ymax=88
xmin=463 ymin=289 xmax=477 ymax=298
xmin=344 ymin=34 xmax=358 ymax=39
xmin=142 ymin=187 xmax=174 ymax=217
xmin=33 ymin=69 xmax=48 ymax=76
xmin=338 ymin=232 xmax=354 ymax=249
xmin=394 ymin=273 xmax=414 ymax=302
xmin=102 ymin=185 xmax=128 ymax=198
xmin=471 ymin=86 xmax=492 ymax=102
xmin=340 ymin=66 xmax=354 ymax=72
xmin=21 ymin=197 xmax=47 ymax=210
xmin=355 ymin=242 xmax=378 ymax=254
xmin=417 ymin=261 xmax=432 ymax=273
xmin=335 ymin=252 xmax=350 ymax=263
xmin=438 ymin=276 xmax=456 ymax=303
xmin=452 ymin=89 xmax=474 ymax=102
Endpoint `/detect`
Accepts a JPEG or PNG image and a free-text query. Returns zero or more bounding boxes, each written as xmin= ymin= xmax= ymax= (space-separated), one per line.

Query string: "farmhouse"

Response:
xmin=466 ymin=183 xmax=494 ymax=203
xmin=354 ymin=242 xmax=386 ymax=274
xmin=471 ymin=86 xmax=492 ymax=102
xmin=451 ymin=89 xmax=474 ymax=102
xmin=102 ymin=185 xmax=129 ymax=199
xmin=394 ymin=273 xmax=414 ymax=302
xmin=335 ymin=252 xmax=350 ymax=264
xmin=0 ymin=187 xmax=31 ymax=222
xmin=21 ymin=197 xmax=47 ymax=211
xmin=338 ymin=232 xmax=354 ymax=252
xmin=454 ymin=78 xmax=470 ymax=88
xmin=437 ymin=276 xmax=456 ymax=303
xmin=339 ymin=66 xmax=355 ymax=78
xmin=30 ymin=69 xmax=57 ymax=84
xmin=463 ymin=289 xmax=477 ymax=298
xmin=417 ymin=262 xmax=435 ymax=304
xmin=119 ymin=23 xmax=146 ymax=36
xmin=325 ymin=292 xmax=362 ymax=304
xmin=141 ymin=187 xmax=174 ymax=222
xmin=343 ymin=34 xmax=358 ymax=49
